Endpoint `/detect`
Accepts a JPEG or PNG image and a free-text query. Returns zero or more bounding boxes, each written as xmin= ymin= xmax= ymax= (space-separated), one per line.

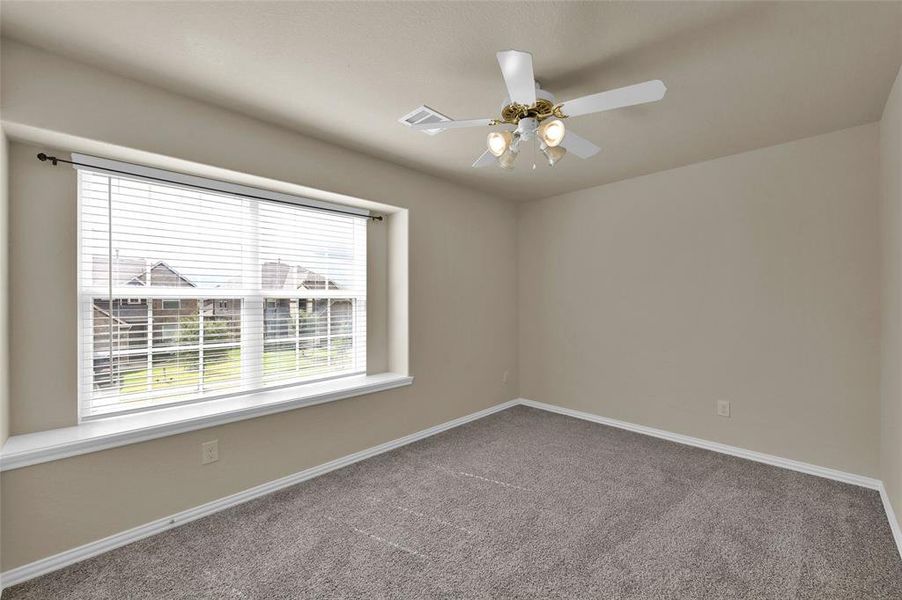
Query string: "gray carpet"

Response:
xmin=5 ymin=405 xmax=902 ymax=599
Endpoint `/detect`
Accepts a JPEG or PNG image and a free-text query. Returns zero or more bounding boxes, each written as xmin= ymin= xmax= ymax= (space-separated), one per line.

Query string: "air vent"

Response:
xmin=398 ymin=105 xmax=452 ymax=135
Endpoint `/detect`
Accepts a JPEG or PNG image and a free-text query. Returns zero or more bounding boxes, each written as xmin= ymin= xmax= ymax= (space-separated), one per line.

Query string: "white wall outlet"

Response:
xmin=201 ymin=440 xmax=219 ymax=464
xmin=716 ymin=400 xmax=731 ymax=418
xmin=503 ymin=370 xmax=510 ymax=384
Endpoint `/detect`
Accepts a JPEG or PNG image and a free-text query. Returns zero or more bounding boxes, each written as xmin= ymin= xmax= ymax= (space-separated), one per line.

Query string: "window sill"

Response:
xmin=0 ymin=372 xmax=413 ymax=472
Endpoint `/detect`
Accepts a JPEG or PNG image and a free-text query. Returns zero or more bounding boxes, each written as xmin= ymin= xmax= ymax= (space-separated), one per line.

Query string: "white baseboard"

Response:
xmin=879 ymin=482 xmax=902 ymax=560
xmin=0 ymin=399 xmax=520 ymax=590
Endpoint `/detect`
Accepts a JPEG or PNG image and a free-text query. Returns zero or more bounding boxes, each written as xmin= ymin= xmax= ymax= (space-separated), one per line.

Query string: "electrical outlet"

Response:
xmin=201 ymin=440 xmax=219 ymax=464
xmin=503 ymin=370 xmax=510 ymax=384
xmin=716 ymin=400 xmax=731 ymax=418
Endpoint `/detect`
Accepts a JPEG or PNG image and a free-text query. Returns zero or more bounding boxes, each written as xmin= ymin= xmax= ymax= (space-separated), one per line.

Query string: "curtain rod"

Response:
xmin=36 ymin=153 xmax=383 ymax=222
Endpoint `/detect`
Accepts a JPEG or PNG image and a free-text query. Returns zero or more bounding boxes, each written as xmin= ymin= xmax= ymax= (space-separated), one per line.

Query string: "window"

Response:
xmin=78 ymin=167 xmax=367 ymax=419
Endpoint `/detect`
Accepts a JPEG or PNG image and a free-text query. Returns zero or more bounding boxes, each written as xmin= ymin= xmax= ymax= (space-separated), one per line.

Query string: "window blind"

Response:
xmin=77 ymin=167 xmax=367 ymax=419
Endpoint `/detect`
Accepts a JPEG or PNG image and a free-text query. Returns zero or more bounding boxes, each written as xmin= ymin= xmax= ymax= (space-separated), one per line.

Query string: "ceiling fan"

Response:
xmin=402 ymin=50 xmax=666 ymax=169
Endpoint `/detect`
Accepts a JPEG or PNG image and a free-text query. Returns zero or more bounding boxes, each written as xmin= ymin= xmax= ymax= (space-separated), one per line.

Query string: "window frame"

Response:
xmin=76 ymin=166 xmax=369 ymax=421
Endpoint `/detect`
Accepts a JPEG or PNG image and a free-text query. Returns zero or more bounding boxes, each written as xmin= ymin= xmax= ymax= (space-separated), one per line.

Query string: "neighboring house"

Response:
xmin=92 ymin=259 xmax=350 ymax=364
xmin=92 ymin=259 xmax=202 ymax=354
xmin=91 ymin=260 xmax=240 ymax=388
xmin=91 ymin=257 xmax=194 ymax=289
xmin=261 ymin=260 xmax=341 ymax=291
xmin=125 ymin=260 xmax=195 ymax=288
xmin=260 ymin=261 xmax=352 ymax=340
xmin=91 ymin=304 xmax=133 ymax=357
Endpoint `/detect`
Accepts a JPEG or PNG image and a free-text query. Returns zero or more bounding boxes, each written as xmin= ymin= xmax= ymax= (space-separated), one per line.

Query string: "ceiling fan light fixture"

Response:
xmin=541 ymin=144 xmax=567 ymax=166
xmin=487 ymin=131 xmax=513 ymax=157
xmin=510 ymin=132 xmax=522 ymax=153
xmin=498 ymin=148 xmax=518 ymax=169
xmin=538 ymin=119 xmax=566 ymax=147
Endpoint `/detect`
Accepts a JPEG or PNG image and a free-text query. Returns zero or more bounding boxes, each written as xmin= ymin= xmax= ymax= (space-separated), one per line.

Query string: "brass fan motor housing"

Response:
xmin=493 ymin=99 xmax=567 ymax=126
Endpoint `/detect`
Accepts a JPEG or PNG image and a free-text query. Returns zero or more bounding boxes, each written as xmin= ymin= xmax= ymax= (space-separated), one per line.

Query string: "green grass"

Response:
xmin=118 ymin=347 xmax=351 ymax=395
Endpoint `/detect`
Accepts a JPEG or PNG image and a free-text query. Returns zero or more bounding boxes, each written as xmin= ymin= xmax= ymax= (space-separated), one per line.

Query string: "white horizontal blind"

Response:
xmin=78 ymin=169 xmax=367 ymax=419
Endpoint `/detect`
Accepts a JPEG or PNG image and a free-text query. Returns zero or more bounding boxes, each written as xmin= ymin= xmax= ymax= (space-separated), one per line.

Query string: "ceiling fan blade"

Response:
xmin=410 ymin=118 xmax=494 ymax=131
xmin=497 ymin=50 xmax=537 ymax=106
xmin=560 ymin=80 xmax=666 ymax=117
xmin=472 ymin=149 xmax=498 ymax=168
xmin=559 ymin=131 xmax=601 ymax=159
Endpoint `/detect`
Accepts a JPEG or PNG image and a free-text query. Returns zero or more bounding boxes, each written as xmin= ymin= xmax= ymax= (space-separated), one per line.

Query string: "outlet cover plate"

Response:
xmin=201 ymin=440 xmax=219 ymax=464
xmin=716 ymin=400 xmax=731 ymax=418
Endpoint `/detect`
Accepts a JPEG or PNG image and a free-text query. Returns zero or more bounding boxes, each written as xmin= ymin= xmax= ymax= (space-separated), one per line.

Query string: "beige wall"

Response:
xmin=0 ymin=40 xmax=518 ymax=570
xmin=0 ymin=133 xmax=9 ymax=446
xmin=8 ymin=142 xmax=78 ymax=432
xmin=880 ymin=65 xmax=902 ymax=533
xmin=1 ymin=128 xmax=9 ymax=576
xmin=519 ymin=123 xmax=882 ymax=477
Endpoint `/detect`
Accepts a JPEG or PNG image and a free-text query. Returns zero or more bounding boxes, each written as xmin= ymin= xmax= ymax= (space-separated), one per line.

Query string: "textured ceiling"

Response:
xmin=1 ymin=1 xmax=900 ymax=201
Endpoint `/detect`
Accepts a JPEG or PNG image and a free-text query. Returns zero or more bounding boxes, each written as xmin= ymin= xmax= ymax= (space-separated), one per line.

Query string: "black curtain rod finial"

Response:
xmin=37 ymin=152 xmax=59 ymax=166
